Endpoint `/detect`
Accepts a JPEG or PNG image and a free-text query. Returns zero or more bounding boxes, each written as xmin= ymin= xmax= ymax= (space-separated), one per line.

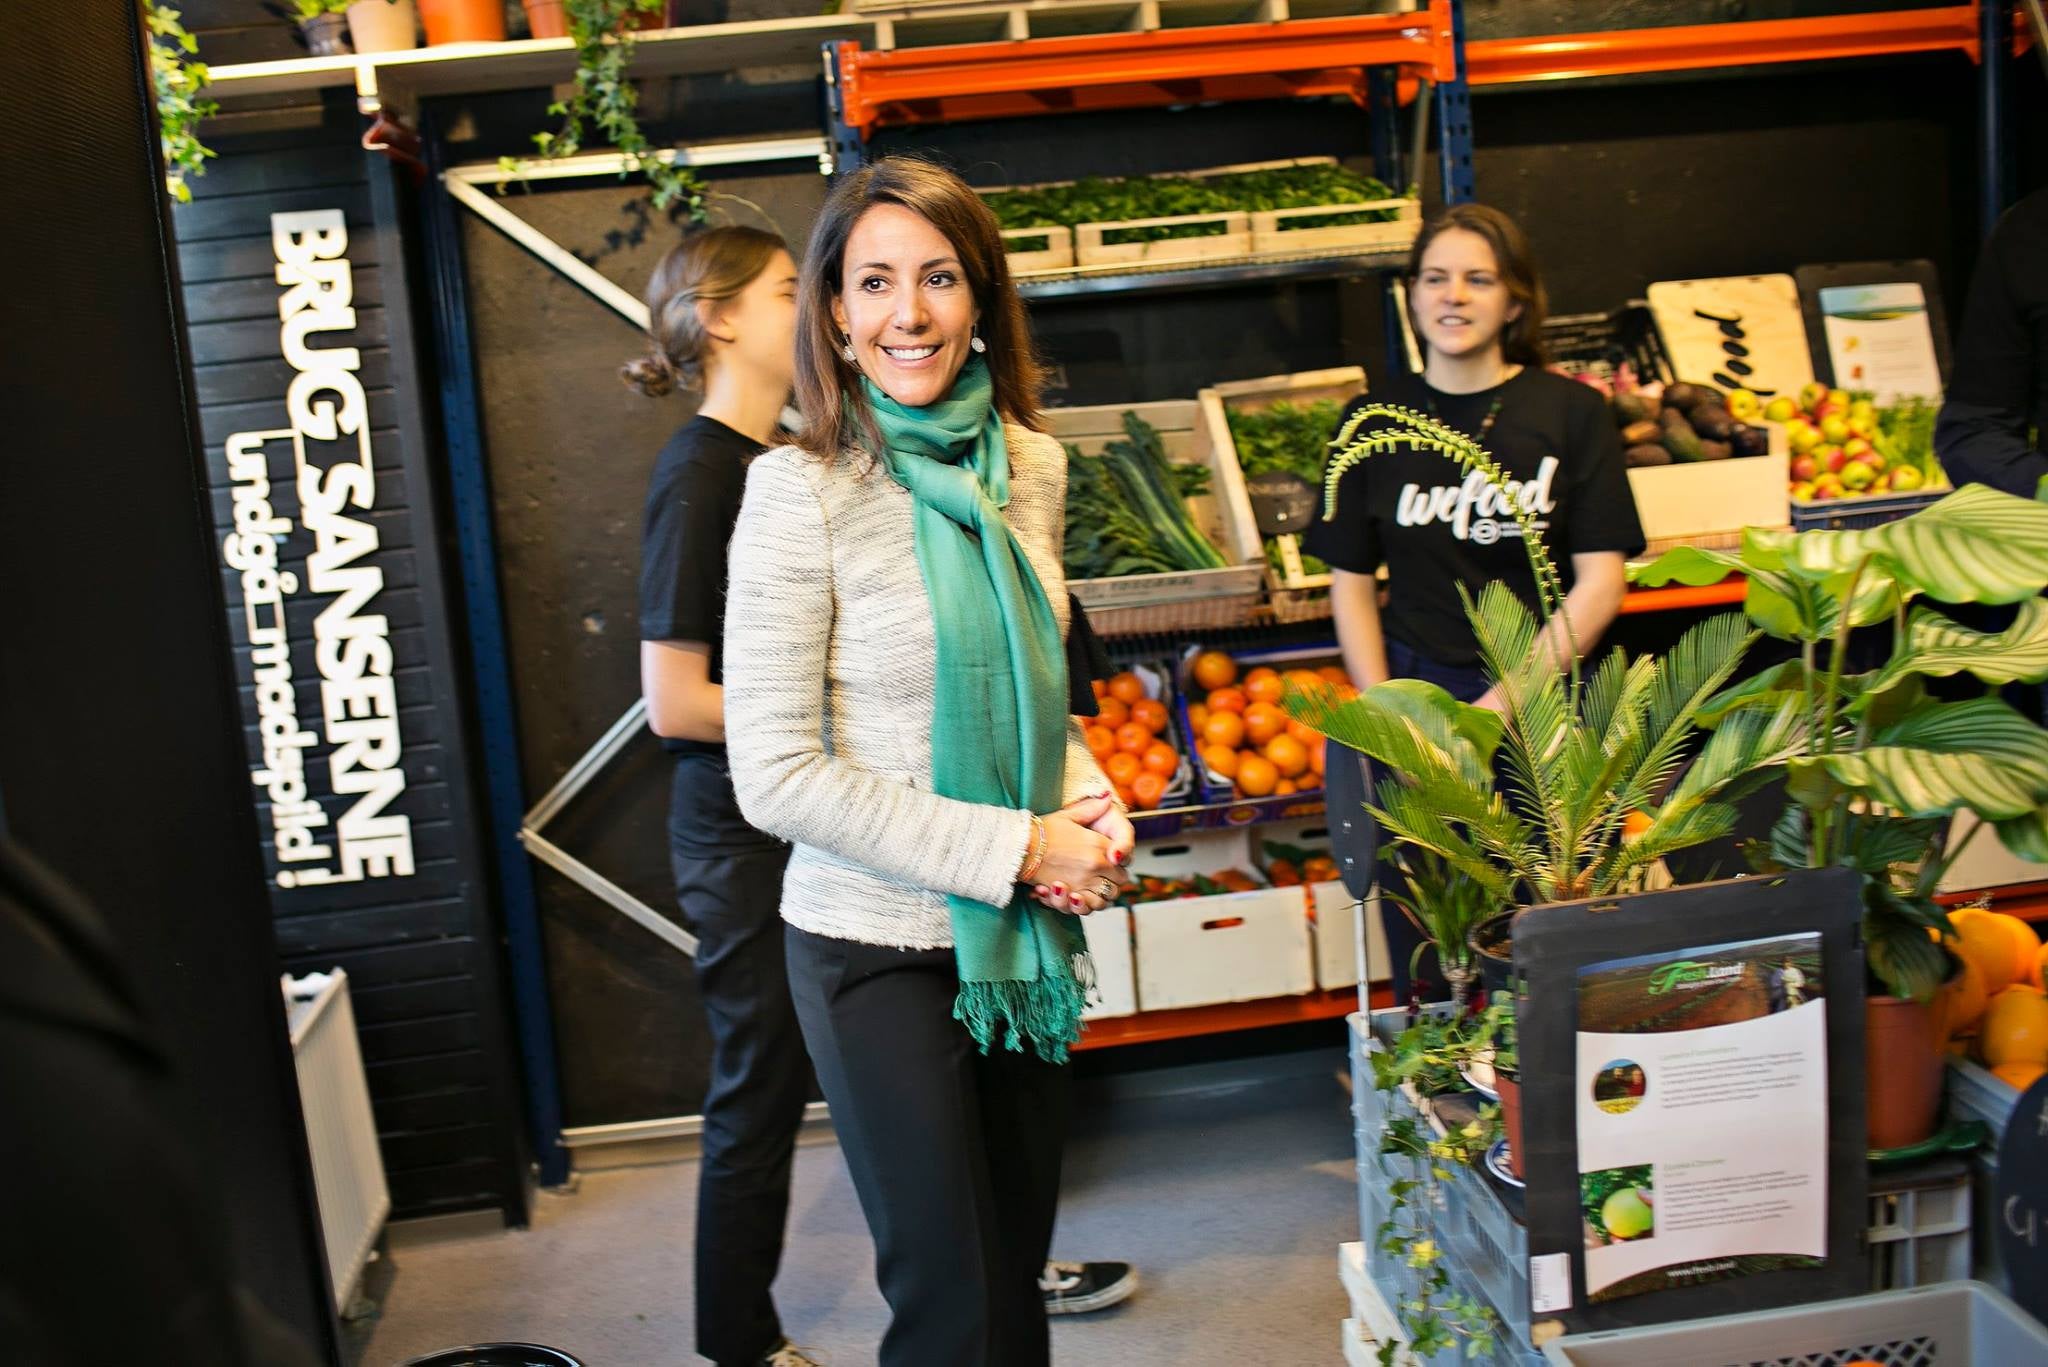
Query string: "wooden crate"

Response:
xmin=1250 ymin=196 xmax=1420 ymax=257
xmin=1197 ymin=366 xmax=1368 ymax=593
xmin=984 ymin=157 xmax=1407 ymax=281
xmin=1046 ymin=397 xmax=1266 ymax=628
xmin=1629 ymin=419 xmax=1791 ymax=555
xmin=1075 ymin=211 xmax=1253 ymax=268
xmin=1001 ymin=224 xmax=1073 ymax=273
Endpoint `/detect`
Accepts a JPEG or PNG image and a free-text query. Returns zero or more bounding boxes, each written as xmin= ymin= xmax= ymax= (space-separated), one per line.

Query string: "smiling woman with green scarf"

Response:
xmin=723 ymin=158 xmax=1133 ymax=1366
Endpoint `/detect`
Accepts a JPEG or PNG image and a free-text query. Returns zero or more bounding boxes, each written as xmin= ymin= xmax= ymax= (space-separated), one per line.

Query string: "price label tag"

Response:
xmin=1529 ymin=1252 xmax=1573 ymax=1313
xmin=1996 ymin=1074 xmax=2048 ymax=1324
xmin=1245 ymin=470 xmax=1319 ymax=537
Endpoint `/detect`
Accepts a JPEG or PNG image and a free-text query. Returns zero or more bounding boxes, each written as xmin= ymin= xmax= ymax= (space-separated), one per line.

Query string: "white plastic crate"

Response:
xmin=1129 ymin=828 xmax=1313 ymax=1011
xmin=1867 ymin=1160 xmax=1973 ymax=1291
xmin=1081 ymin=905 xmax=1137 ymax=1020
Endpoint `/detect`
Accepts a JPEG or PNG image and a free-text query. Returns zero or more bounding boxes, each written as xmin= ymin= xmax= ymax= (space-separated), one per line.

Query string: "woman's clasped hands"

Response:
xmin=1024 ymin=793 xmax=1133 ymax=916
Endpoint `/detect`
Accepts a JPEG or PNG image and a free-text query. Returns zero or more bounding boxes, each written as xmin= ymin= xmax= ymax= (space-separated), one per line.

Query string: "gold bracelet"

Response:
xmin=1018 ymin=814 xmax=1049 ymax=884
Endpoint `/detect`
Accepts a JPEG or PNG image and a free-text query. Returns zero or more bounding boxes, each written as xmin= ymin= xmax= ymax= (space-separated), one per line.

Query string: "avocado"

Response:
xmin=1698 ymin=439 xmax=1733 ymax=461
xmin=1661 ymin=408 xmax=1704 ymax=462
xmin=1729 ymin=422 xmax=1770 ymax=458
xmin=1611 ymin=393 xmax=1658 ymax=426
xmin=1691 ymin=405 xmax=1735 ymax=441
xmin=1663 ymin=382 xmax=1712 ymax=413
xmin=1621 ymin=419 xmax=1663 ymax=448
xmin=1625 ymin=443 xmax=1672 ymax=468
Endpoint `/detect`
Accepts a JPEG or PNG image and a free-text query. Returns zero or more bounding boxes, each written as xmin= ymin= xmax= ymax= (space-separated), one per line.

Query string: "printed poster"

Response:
xmin=1817 ymin=283 xmax=1943 ymax=405
xmin=1575 ymin=934 xmax=1828 ymax=1303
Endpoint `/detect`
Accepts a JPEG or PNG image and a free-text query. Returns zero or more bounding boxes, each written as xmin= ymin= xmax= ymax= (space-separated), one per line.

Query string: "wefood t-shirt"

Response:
xmin=1303 ymin=367 xmax=1645 ymax=668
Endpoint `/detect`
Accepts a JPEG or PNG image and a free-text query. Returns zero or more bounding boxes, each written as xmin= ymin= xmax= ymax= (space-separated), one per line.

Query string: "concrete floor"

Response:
xmin=350 ymin=1048 xmax=1358 ymax=1367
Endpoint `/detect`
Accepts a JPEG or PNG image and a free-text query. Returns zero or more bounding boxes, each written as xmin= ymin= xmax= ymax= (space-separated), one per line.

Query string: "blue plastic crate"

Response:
xmin=1789 ymin=485 xmax=1946 ymax=532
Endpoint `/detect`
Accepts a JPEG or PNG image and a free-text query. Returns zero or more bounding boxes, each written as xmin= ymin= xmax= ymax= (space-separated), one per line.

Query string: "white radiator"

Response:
xmin=285 ymin=970 xmax=391 ymax=1313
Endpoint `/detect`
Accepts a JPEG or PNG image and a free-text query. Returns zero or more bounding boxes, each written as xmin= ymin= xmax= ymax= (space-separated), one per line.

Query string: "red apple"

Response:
xmin=1790 ymin=455 xmax=1820 ymax=483
xmin=1818 ymin=444 xmax=1848 ymax=473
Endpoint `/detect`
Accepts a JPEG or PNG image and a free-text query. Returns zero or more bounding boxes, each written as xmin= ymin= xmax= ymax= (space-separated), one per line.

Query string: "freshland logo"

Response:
xmin=1646 ymin=961 xmax=1746 ymax=996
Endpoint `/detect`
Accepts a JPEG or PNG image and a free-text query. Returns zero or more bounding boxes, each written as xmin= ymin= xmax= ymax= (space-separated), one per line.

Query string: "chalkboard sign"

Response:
xmin=1996 ymin=1075 xmax=2048 ymax=1322
xmin=1245 ymin=470 xmax=1319 ymax=536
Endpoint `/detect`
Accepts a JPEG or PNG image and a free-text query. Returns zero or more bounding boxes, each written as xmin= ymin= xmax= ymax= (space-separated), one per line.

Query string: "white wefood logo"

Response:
xmin=1394 ymin=455 xmax=1559 ymax=545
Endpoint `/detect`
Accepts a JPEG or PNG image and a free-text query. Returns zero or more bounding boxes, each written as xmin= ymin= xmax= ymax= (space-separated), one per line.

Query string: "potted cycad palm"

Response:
xmin=1634 ymin=484 xmax=2048 ymax=1146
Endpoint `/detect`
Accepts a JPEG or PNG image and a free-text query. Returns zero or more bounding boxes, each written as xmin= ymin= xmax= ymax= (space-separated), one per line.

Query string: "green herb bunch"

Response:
xmin=985 ymin=164 xmax=1401 ymax=246
xmin=1230 ymin=398 xmax=1342 ymax=578
xmin=499 ymin=0 xmax=707 ymax=218
xmin=145 ymin=3 xmax=217 ymax=204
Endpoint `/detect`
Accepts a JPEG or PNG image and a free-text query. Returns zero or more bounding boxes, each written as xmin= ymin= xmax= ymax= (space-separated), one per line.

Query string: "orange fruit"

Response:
xmin=1084 ymin=726 xmax=1116 ymax=762
xmin=1994 ymin=1061 xmax=2047 ymax=1092
xmin=1131 ymin=772 xmax=1167 ymax=811
xmin=1108 ymin=672 xmax=1146 ymax=705
xmin=1191 ymin=651 xmax=1238 ymax=692
xmin=1207 ymin=687 xmax=1247 ymax=714
xmin=1131 ymin=698 xmax=1170 ymax=735
xmin=1621 ymin=809 xmax=1654 ymax=841
xmin=1201 ymin=744 xmax=1240 ymax=779
xmin=1265 ymin=733 xmax=1310 ymax=778
xmin=1105 ymin=752 xmax=1143 ymax=788
xmin=1142 ymin=741 xmax=1178 ymax=777
xmin=1295 ymin=772 xmax=1321 ymax=792
xmin=1091 ymin=678 xmax=1107 ymax=700
xmin=1096 ymin=695 xmax=1129 ymax=730
xmin=1113 ymin=784 xmax=1135 ymax=809
xmin=1237 ymin=754 xmax=1279 ymax=798
xmin=1187 ymin=702 xmax=1210 ymax=733
xmin=1979 ymin=984 xmax=2048 ymax=1068
xmin=1286 ymin=719 xmax=1318 ymax=745
xmin=1310 ymin=736 xmax=1327 ymax=776
xmin=1243 ymin=701 xmax=1287 ymax=746
xmin=1949 ymin=909 xmax=2025 ymax=995
xmin=1203 ymin=711 xmax=1246 ymax=750
xmin=1284 ymin=669 xmax=1324 ymax=693
xmin=1318 ymin=665 xmax=1351 ymax=687
xmin=1995 ymin=914 xmax=2044 ymax=985
xmin=1276 ymin=779 xmax=1298 ymax=796
xmin=1243 ymin=668 xmax=1284 ymax=705
xmin=1115 ymin=722 xmax=1152 ymax=754
xmin=2036 ymin=943 xmax=2048 ymax=993
xmin=1931 ymin=955 xmax=1990 ymax=1044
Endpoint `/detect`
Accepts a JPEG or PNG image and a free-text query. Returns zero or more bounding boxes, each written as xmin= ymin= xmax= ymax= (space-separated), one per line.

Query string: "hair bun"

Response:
xmin=620 ymin=352 xmax=678 ymax=398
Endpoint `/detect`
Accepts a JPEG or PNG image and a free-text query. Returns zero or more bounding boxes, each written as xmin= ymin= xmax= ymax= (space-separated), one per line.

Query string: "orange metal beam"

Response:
xmin=836 ymin=1 xmax=1454 ymax=135
xmin=1618 ymin=576 xmax=1748 ymax=615
xmin=1465 ymin=5 xmax=1985 ymax=85
xmin=1071 ymin=984 xmax=1376 ymax=1051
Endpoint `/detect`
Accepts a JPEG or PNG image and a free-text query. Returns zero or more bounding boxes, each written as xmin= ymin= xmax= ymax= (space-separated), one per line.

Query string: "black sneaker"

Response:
xmin=1039 ymin=1259 xmax=1139 ymax=1315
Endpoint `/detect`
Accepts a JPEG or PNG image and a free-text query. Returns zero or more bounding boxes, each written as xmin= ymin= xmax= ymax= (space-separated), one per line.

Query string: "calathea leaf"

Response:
xmin=1863 ymin=878 xmax=1954 ymax=1002
xmin=1771 ymin=484 xmax=2048 ymax=606
xmin=1994 ymin=807 xmax=2048 ymax=864
xmin=1818 ymin=697 xmax=2048 ymax=822
xmin=1862 ymin=600 xmax=2048 ymax=696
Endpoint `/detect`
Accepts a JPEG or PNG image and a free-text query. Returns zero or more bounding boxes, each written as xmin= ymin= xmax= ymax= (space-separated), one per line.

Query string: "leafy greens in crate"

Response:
xmin=1225 ymin=397 xmax=1342 ymax=577
xmin=985 ymin=164 xmax=1401 ymax=246
xmin=1063 ymin=412 xmax=1228 ymax=580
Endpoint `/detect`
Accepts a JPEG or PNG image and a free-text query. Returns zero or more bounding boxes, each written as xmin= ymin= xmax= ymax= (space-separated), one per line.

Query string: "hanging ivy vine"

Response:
xmin=144 ymin=3 xmax=218 ymax=203
xmin=499 ymin=0 xmax=707 ymax=219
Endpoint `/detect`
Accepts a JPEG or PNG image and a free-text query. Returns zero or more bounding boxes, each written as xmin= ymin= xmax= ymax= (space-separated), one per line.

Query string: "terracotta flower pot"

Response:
xmin=1496 ymin=1067 xmax=1524 ymax=1180
xmin=346 ymin=0 xmax=418 ymax=52
xmin=522 ymin=0 xmax=568 ymax=38
xmin=301 ymin=11 xmax=353 ymax=55
xmin=1866 ymin=994 xmax=1943 ymax=1151
xmin=418 ymin=0 xmax=506 ymax=44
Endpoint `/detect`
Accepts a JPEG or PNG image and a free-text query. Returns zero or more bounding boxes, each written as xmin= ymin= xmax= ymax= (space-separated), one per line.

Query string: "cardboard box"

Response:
xmin=1127 ymin=829 xmax=1314 ymax=1011
xmin=1627 ymin=419 xmax=1791 ymax=554
xmin=1080 ymin=906 xmax=1137 ymax=1020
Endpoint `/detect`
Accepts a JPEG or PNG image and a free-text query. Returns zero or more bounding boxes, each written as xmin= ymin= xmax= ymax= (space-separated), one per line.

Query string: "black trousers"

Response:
xmin=672 ymin=841 xmax=810 ymax=1367
xmin=785 ymin=925 xmax=1073 ymax=1367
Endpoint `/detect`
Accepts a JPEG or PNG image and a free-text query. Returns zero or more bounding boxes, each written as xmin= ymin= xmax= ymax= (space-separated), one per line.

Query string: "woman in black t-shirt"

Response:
xmin=629 ymin=226 xmax=820 ymax=1367
xmin=1304 ymin=204 xmax=1644 ymax=998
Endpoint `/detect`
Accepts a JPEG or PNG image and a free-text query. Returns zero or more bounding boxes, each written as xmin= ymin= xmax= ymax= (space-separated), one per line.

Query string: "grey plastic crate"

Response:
xmin=1946 ymin=1056 xmax=2019 ymax=1138
xmin=1867 ymin=1159 xmax=1972 ymax=1291
xmin=1540 ymin=1280 xmax=2048 ymax=1366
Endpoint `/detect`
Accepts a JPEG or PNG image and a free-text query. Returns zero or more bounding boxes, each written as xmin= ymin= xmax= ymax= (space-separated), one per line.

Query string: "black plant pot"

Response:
xmin=302 ymin=12 xmax=353 ymax=55
xmin=1470 ymin=909 xmax=1515 ymax=997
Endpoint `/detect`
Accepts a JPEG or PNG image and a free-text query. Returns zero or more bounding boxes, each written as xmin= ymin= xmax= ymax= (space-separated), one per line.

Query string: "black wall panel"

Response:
xmin=170 ymin=91 xmax=529 ymax=1220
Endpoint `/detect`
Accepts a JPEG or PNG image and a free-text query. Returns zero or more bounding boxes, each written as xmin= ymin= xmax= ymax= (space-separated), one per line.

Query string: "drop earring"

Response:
xmin=841 ymin=335 xmax=857 ymax=364
xmin=969 ymin=329 xmax=987 ymax=355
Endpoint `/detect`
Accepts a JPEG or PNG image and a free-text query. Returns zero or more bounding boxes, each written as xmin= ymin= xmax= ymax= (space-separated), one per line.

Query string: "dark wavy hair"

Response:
xmin=793 ymin=156 xmax=1050 ymax=461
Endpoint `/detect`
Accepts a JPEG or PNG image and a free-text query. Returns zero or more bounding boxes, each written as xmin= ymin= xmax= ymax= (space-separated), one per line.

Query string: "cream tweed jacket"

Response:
xmin=723 ymin=421 xmax=1114 ymax=949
